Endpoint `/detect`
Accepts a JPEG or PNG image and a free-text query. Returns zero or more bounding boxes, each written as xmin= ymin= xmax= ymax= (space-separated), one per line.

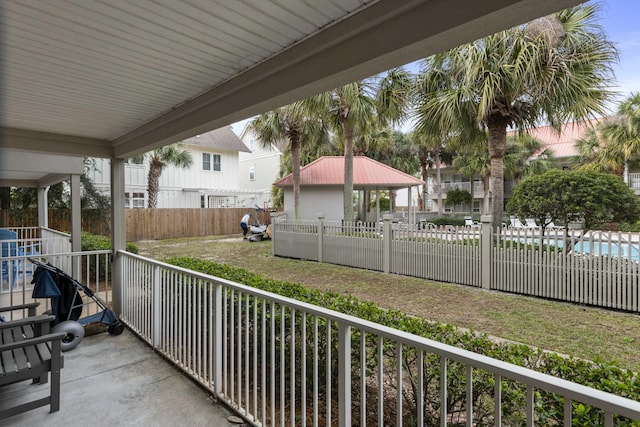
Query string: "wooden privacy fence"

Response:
xmin=273 ymin=216 xmax=640 ymax=313
xmin=0 ymin=208 xmax=271 ymax=241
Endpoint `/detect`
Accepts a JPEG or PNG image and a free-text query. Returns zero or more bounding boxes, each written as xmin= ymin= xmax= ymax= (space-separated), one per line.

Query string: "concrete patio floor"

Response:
xmin=1 ymin=328 xmax=241 ymax=426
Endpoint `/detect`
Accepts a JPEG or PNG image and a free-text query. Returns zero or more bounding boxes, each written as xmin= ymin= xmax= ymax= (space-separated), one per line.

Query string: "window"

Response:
xmin=125 ymin=155 xmax=144 ymax=165
xmin=249 ymin=165 xmax=255 ymax=181
xmin=209 ymin=196 xmax=236 ymax=208
xmin=125 ymin=192 xmax=145 ymax=208
xmin=249 ymin=139 xmax=255 ymax=150
xmin=202 ymin=153 xmax=221 ymax=171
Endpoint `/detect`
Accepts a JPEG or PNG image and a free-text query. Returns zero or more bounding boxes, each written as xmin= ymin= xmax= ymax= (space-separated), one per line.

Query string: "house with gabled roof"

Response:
xmin=238 ymin=125 xmax=287 ymax=210
xmin=88 ymin=126 xmax=270 ymax=209
xmin=274 ymin=156 xmax=424 ymax=221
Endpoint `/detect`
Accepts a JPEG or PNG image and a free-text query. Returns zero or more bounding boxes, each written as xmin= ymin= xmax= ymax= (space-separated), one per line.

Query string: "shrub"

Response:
xmin=81 ymin=231 xmax=138 ymax=280
xmin=430 ymin=217 xmax=465 ymax=227
xmin=167 ymin=257 xmax=640 ymax=425
xmin=81 ymin=231 xmax=138 ymax=254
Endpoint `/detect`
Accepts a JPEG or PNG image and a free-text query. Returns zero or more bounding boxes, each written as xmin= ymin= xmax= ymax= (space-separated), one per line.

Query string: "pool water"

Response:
xmin=572 ymin=241 xmax=640 ymax=262
xmin=511 ymin=237 xmax=640 ymax=262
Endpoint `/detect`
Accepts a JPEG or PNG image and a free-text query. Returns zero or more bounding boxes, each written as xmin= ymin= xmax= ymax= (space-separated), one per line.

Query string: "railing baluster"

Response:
xmin=253 ymin=295 xmax=258 ymax=422
xmin=417 ymin=350 xmax=424 ymax=427
xmin=466 ymin=365 xmax=473 ymax=427
xmin=378 ymin=336 xmax=384 ymax=427
xmin=261 ymin=297 xmax=267 ymax=424
xmin=245 ymin=293 xmax=250 ymax=417
xmin=564 ymin=397 xmax=572 ymax=427
xmin=526 ymin=385 xmax=534 ymax=426
xmin=397 ymin=342 xmax=403 ymax=427
xmin=326 ymin=319 xmax=332 ymax=427
xmin=494 ymin=373 xmax=501 ymax=427
xmin=313 ymin=315 xmax=318 ymax=427
xmin=301 ymin=311 xmax=307 ymax=427
xmin=290 ymin=308 xmax=296 ymax=427
xmin=440 ymin=356 xmax=447 ymax=427
xmin=270 ymin=302 xmax=276 ymax=427
xmin=361 ymin=331 xmax=367 ymax=427
xmin=338 ymin=321 xmax=351 ymax=427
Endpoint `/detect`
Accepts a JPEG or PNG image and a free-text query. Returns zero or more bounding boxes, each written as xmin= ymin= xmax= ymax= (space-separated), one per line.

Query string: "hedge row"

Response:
xmin=168 ymin=257 xmax=640 ymax=425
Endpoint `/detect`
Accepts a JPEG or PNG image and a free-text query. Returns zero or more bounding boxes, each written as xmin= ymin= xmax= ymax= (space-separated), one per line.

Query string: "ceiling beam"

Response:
xmin=0 ymin=127 xmax=112 ymax=158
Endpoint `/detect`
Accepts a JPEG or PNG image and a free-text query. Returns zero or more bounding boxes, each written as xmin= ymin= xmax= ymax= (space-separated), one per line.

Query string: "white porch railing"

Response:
xmin=0 ymin=250 xmax=112 ymax=321
xmin=119 ymin=251 xmax=640 ymax=426
xmin=40 ymin=227 xmax=73 ymax=254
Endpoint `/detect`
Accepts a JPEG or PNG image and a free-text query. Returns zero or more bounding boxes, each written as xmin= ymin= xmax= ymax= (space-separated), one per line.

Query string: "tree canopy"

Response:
xmin=414 ymin=3 xmax=617 ymax=225
xmin=507 ymin=169 xmax=640 ymax=235
xmin=146 ymin=144 xmax=192 ymax=209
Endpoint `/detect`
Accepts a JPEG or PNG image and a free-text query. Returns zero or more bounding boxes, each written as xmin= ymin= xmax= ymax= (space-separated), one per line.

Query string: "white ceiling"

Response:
xmin=0 ymin=0 xmax=584 ymax=185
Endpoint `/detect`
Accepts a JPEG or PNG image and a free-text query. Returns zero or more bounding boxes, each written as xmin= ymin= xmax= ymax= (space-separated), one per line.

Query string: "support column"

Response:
xmin=383 ymin=214 xmax=393 ymax=274
xmin=37 ymin=186 xmax=49 ymax=230
xmin=481 ymin=215 xmax=492 ymax=290
xmin=111 ymin=158 xmax=126 ymax=315
xmin=317 ymin=213 xmax=325 ymax=263
xmin=70 ymin=174 xmax=81 ymax=279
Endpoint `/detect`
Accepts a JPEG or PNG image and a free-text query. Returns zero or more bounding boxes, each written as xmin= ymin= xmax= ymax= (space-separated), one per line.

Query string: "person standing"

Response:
xmin=240 ymin=212 xmax=252 ymax=239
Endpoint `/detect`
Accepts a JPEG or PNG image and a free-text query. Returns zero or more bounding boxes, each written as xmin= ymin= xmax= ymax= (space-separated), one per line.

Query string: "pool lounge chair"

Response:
xmin=508 ymin=217 xmax=526 ymax=229
xmin=525 ymin=218 xmax=539 ymax=229
xmin=464 ymin=216 xmax=480 ymax=228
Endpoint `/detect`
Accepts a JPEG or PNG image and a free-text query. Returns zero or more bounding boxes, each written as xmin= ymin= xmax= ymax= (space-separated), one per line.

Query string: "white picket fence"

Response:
xmin=272 ymin=217 xmax=640 ymax=313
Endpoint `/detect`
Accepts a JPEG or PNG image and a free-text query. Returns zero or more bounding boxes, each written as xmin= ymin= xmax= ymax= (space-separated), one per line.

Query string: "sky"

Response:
xmin=231 ymin=0 xmax=640 ymax=137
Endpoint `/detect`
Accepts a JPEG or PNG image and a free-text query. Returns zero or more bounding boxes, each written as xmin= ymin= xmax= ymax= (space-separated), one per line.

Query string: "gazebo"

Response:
xmin=274 ymin=156 xmax=424 ymax=222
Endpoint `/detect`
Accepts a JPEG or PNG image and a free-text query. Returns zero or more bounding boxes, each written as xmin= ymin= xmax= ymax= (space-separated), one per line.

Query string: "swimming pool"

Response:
xmin=508 ymin=236 xmax=640 ymax=262
xmin=572 ymin=241 xmax=640 ymax=262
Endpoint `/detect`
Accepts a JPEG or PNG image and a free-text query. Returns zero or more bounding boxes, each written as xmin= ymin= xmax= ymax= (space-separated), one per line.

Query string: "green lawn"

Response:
xmin=135 ymin=235 xmax=640 ymax=372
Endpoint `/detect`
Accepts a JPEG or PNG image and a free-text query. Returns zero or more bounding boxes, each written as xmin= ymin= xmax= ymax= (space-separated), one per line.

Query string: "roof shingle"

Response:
xmin=182 ymin=126 xmax=251 ymax=153
xmin=274 ymin=156 xmax=423 ymax=188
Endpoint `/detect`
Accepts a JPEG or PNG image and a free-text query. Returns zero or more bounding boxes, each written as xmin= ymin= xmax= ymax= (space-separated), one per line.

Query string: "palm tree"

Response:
xmin=598 ymin=93 xmax=640 ymax=178
xmin=414 ymin=3 xmax=617 ymax=226
xmin=146 ymin=143 xmax=192 ymax=208
xmin=409 ymin=130 xmax=449 ymax=214
xmin=450 ymin=131 xmax=491 ymax=214
xmin=571 ymin=127 xmax=618 ymax=173
xmin=249 ymin=102 xmax=328 ymax=219
xmin=504 ymin=134 xmax=557 ymax=184
xmin=310 ymin=68 xmax=412 ymax=221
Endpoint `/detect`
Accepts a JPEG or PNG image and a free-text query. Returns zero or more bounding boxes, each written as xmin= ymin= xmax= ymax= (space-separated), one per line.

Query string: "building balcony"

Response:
xmin=628 ymin=173 xmax=640 ymax=194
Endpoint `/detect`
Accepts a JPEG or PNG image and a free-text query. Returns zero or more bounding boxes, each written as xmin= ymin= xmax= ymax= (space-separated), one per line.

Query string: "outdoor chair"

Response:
xmin=508 ymin=217 xmax=527 ymax=229
xmin=525 ymin=218 xmax=540 ymax=229
xmin=545 ymin=220 xmax=563 ymax=232
xmin=464 ymin=216 xmax=480 ymax=228
xmin=1 ymin=229 xmax=39 ymax=289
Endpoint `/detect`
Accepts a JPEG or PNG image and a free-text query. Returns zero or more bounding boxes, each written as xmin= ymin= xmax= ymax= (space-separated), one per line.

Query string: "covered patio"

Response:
xmin=0 ymin=329 xmax=232 ymax=426
xmin=3 ymin=1 xmax=639 ymax=425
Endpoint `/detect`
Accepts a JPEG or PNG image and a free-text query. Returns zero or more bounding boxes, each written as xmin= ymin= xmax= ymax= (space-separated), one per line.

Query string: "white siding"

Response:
xmin=86 ymin=144 xmax=255 ymax=209
xmin=284 ymin=186 xmax=343 ymax=221
xmin=238 ymin=127 xmax=282 ymax=207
